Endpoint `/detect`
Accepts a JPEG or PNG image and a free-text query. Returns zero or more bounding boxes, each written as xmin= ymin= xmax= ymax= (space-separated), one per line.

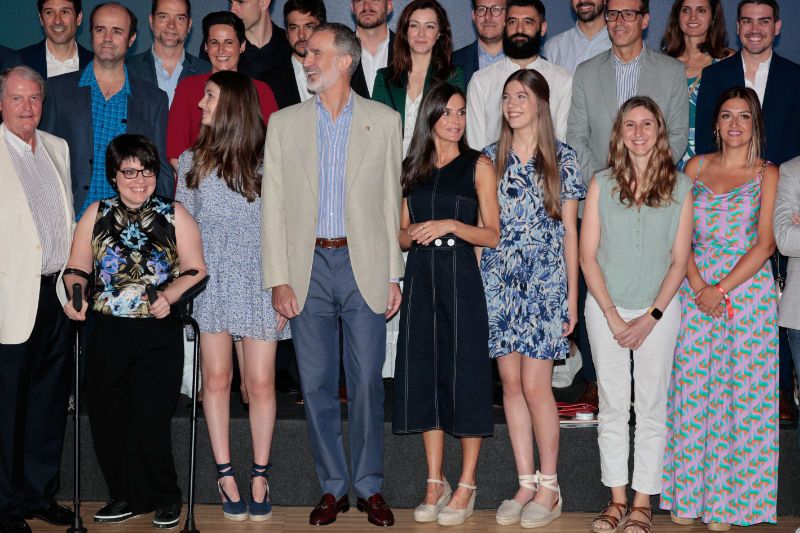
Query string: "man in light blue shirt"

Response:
xmin=542 ymin=0 xmax=611 ymax=75
xmin=126 ymin=0 xmax=210 ymax=106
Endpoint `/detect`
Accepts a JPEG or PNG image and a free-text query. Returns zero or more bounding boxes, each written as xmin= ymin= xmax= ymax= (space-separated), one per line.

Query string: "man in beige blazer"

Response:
xmin=0 ymin=66 xmax=75 ymax=533
xmin=261 ymin=23 xmax=403 ymax=528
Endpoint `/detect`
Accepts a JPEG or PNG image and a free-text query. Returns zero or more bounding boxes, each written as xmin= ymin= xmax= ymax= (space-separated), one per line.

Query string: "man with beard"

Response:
xmin=466 ymin=0 xmax=571 ymax=150
xmin=19 ymin=0 xmax=93 ymax=79
xmin=542 ymin=0 xmax=610 ymax=75
xmin=262 ymin=22 xmax=402 ymax=527
xmin=40 ymin=2 xmax=172 ymax=217
xmin=126 ymin=0 xmax=210 ymax=107
xmin=259 ymin=0 xmax=326 ymax=109
xmin=351 ymin=0 xmax=394 ymax=98
xmin=453 ymin=0 xmax=506 ymax=86
xmin=567 ymin=0 xmax=687 ymax=187
xmin=696 ymin=0 xmax=800 ymax=426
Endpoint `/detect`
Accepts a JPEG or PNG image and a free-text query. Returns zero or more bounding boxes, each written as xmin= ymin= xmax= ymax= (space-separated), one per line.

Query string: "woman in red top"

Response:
xmin=167 ymin=11 xmax=278 ymax=170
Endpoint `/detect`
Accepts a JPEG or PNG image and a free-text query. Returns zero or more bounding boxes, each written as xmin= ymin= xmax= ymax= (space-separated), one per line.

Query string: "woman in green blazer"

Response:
xmin=372 ymin=0 xmax=464 ymax=157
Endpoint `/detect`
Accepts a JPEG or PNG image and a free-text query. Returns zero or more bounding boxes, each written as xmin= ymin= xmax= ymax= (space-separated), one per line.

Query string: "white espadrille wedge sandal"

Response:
xmin=496 ymin=473 xmax=538 ymax=525
xmin=520 ymin=471 xmax=562 ymax=529
xmin=412 ymin=478 xmax=451 ymax=523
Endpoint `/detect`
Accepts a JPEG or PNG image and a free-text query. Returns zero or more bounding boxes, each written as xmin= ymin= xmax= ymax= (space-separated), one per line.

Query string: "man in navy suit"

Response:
xmin=40 ymin=2 xmax=172 ymax=217
xmin=695 ymin=0 xmax=800 ymax=426
xmin=126 ymin=0 xmax=210 ymax=107
xmin=18 ymin=0 xmax=93 ymax=79
xmin=696 ymin=0 xmax=800 ymax=166
xmin=453 ymin=0 xmax=506 ymax=87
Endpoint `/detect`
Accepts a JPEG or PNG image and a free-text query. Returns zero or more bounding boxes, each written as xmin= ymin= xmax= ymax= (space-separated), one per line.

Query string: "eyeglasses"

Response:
xmin=604 ymin=9 xmax=646 ymax=22
xmin=119 ymin=167 xmax=156 ymax=180
xmin=474 ymin=5 xmax=506 ymax=18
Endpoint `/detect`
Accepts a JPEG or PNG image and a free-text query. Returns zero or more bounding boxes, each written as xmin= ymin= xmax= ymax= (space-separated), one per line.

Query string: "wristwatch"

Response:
xmin=648 ymin=306 xmax=663 ymax=321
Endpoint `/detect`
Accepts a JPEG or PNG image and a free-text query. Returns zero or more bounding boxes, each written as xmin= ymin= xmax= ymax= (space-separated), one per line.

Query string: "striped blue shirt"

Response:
xmin=316 ymin=93 xmax=354 ymax=238
xmin=78 ymin=62 xmax=131 ymax=218
xmin=613 ymin=48 xmax=644 ymax=107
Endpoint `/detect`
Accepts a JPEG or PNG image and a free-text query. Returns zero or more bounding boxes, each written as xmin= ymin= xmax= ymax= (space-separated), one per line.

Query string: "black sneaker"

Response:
xmin=94 ymin=500 xmax=133 ymax=523
xmin=152 ymin=504 xmax=181 ymax=529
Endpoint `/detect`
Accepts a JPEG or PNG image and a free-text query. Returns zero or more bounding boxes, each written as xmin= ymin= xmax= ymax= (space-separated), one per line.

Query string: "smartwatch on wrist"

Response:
xmin=648 ymin=306 xmax=663 ymax=321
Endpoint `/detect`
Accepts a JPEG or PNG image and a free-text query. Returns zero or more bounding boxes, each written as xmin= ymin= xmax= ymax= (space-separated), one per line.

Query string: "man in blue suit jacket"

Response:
xmin=126 ymin=0 xmax=210 ymax=107
xmin=453 ymin=0 xmax=506 ymax=87
xmin=40 ymin=2 xmax=172 ymax=217
xmin=695 ymin=0 xmax=800 ymax=426
xmin=695 ymin=0 xmax=800 ymax=166
xmin=18 ymin=0 xmax=93 ymax=78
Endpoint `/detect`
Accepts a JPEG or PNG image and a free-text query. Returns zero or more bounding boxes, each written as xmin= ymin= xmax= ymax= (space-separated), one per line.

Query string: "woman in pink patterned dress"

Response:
xmin=661 ymin=87 xmax=779 ymax=530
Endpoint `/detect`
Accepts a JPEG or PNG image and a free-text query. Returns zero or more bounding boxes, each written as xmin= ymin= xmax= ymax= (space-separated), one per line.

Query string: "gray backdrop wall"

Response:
xmin=1 ymin=0 xmax=798 ymax=64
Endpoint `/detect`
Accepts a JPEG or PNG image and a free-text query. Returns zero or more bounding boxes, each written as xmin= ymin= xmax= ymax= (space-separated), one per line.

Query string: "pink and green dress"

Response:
xmin=661 ymin=162 xmax=778 ymax=526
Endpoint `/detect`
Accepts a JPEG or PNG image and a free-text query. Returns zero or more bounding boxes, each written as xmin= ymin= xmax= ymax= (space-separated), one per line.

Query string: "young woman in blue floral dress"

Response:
xmin=480 ymin=69 xmax=585 ymax=529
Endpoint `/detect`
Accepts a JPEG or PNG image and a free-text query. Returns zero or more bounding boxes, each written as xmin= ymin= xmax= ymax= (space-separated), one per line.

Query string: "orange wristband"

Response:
xmin=714 ymin=285 xmax=733 ymax=320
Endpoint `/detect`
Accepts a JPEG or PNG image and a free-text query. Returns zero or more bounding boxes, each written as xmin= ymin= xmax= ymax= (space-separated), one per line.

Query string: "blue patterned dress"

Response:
xmin=480 ymin=141 xmax=585 ymax=359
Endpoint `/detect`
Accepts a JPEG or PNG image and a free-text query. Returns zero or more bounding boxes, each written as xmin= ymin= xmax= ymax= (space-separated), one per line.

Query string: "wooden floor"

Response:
xmin=29 ymin=503 xmax=800 ymax=532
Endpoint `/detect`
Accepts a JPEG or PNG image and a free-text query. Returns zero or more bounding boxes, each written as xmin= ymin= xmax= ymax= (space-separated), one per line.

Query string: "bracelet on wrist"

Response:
xmin=714 ymin=284 xmax=734 ymax=320
xmin=602 ymin=304 xmax=616 ymax=318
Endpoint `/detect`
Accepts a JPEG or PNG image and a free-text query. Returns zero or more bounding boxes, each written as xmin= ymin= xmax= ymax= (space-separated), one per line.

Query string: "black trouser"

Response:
xmin=87 ymin=313 xmax=183 ymax=515
xmin=0 ymin=282 xmax=70 ymax=520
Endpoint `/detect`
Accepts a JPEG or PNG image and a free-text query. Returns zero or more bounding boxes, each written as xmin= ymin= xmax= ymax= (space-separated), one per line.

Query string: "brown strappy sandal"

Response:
xmin=623 ymin=505 xmax=653 ymax=533
xmin=591 ymin=501 xmax=628 ymax=533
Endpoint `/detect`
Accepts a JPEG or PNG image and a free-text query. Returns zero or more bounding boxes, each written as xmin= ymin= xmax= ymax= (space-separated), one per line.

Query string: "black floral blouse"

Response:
xmin=91 ymin=195 xmax=180 ymax=317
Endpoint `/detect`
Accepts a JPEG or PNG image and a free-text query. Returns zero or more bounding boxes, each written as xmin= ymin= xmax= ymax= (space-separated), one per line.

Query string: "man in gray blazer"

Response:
xmin=125 ymin=0 xmax=209 ymax=107
xmin=262 ymin=23 xmax=403 ymax=528
xmin=774 ymin=155 xmax=800 ymax=444
xmin=567 ymin=0 xmax=688 ymax=185
xmin=566 ymin=0 xmax=687 ymax=410
xmin=40 ymin=2 xmax=172 ymax=217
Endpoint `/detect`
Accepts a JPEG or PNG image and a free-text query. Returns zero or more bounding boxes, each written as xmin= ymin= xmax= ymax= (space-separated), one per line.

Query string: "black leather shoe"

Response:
xmin=94 ymin=500 xmax=133 ymax=523
xmin=26 ymin=502 xmax=73 ymax=525
xmin=0 ymin=517 xmax=31 ymax=533
xmin=275 ymin=369 xmax=301 ymax=394
xmin=152 ymin=504 xmax=181 ymax=529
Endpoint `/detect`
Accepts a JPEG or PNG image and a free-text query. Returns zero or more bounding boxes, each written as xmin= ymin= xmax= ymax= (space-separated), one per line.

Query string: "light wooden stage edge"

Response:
xmin=31 ymin=503 xmax=800 ymax=532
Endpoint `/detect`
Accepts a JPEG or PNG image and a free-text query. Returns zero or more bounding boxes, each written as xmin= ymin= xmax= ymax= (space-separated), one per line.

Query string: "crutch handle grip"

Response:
xmin=146 ymin=284 xmax=159 ymax=304
xmin=71 ymin=283 xmax=82 ymax=313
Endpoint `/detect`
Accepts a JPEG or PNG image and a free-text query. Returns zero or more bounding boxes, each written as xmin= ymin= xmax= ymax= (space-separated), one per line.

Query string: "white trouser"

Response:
xmin=584 ymin=294 xmax=680 ymax=495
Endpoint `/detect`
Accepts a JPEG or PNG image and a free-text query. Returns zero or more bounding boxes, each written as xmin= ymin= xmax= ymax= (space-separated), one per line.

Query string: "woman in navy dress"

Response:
xmin=393 ymin=82 xmax=500 ymax=527
xmin=480 ymin=69 xmax=584 ymax=528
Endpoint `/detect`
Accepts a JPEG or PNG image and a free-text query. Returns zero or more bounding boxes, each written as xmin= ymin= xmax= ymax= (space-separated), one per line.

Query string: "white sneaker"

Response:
xmin=437 ymin=482 xmax=476 ymax=526
xmin=413 ymin=478 xmax=451 ymax=523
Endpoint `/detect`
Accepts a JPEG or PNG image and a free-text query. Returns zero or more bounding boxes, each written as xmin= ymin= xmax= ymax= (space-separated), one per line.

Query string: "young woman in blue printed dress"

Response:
xmin=480 ymin=69 xmax=585 ymax=529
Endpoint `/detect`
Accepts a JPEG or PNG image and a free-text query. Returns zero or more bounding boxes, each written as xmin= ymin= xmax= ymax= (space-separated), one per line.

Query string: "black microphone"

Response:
xmin=71 ymin=283 xmax=82 ymax=313
xmin=146 ymin=284 xmax=158 ymax=305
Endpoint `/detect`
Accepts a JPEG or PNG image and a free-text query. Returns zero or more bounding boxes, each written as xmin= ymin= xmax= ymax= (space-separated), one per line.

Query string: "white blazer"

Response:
xmin=0 ymin=124 xmax=73 ymax=344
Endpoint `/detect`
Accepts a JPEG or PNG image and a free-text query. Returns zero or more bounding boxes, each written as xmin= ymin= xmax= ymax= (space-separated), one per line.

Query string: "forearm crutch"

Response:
xmin=149 ymin=275 xmax=209 ymax=533
xmin=67 ymin=283 xmax=87 ymax=533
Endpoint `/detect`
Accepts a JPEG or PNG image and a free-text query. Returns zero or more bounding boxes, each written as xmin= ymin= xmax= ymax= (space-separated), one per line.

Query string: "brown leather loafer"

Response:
xmin=779 ymin=390 xmax=798 ymax=427
xmin=309 ymin=493 xmax=349 ymax=526
xmin=357 ymin=493 xmax=394 ymax=527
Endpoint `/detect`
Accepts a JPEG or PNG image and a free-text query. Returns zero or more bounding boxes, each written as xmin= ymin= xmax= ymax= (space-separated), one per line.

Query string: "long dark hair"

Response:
xmin=712 ymin=86 xmax=765 ymax=167
xmin=385 ymin=0 xmax=454 ymax=87
xmin=608 ymin=96 xmax=677 ymax=208
xmin=401 ymin=82 xmax=468 ymax=196
xmin=186 ymin=71 xmax=265 ymax=202
xmin=661 ymin=0 xmax=730 ymax=59
xmin=494 ymin=69 xmax=562 ymax=220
